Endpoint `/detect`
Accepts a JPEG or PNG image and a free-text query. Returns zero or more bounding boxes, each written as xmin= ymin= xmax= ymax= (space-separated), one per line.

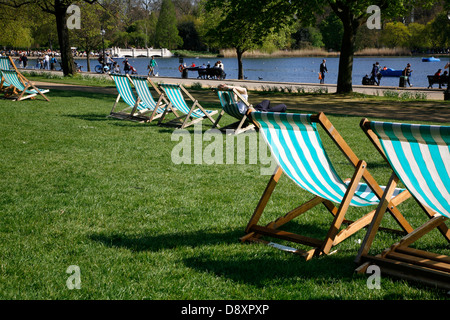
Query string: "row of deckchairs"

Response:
xmin=243 ymin=110 xmax=450 ymax=290
xmin=109 ymin=74 xmax=450 ymax=290
xmin=0 ymin=56 xmax=50 ymax=101
xmin=109 ymin=73 xmax=219 ymax=128
xmin=109 ymin=73 xmax=254 ymax=133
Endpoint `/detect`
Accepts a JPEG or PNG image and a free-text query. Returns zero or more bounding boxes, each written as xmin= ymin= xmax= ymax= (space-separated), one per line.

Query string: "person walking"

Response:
xmin=148 ymin=56 xmax=157 ymax=76
xmin=319 ymin=59 xmax=328 ymax=84
xmin=123 ymin=58 xmax=131 ymax=74
xmin=21 ymin=53 xmax=28 ymax=68
xmin=402 ymin=63 xmax=413 ymax=87
xmin=370 ymin=62 xmax=380 ymax=85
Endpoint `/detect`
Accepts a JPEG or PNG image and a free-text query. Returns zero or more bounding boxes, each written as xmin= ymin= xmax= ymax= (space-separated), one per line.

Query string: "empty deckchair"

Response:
xmin=356 ymin=119 xmax=450 ymax=290
xmin=109 ymin=73 xmax=156 ymax=122
xmin=157 ymin=83 xmax=218 ymax=129
xmin=127 ymin=75 xmax=177 ymax=123
xmin=0 ymin=69 xmax=49 ymax=101
xmin=0 ymin=56 xmax=19 ymax=91
xmin=0 ymin=56 xmax=11 ymax=90
xmin=212 ymin=87 xmax=255 ymax=135
xmin=241 ymin=111 xmax=414 ymax=260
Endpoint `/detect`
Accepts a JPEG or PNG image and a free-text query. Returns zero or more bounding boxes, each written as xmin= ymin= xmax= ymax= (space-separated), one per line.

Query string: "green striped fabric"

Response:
xmin=369 ymin=121 xmax=450 ymax=218
xmin=0 ymin=57 xmax=12 ymax=86
xmin=217 ymin=90 xmax=244 ymax=120
xmin=129 ymin=76 xmax=165 ymax=114
xmin=252 ymin=111 xmax=404 ymax=207
xmin=0 ymin=69 xmax=47 ymax=94
xmin=159 ymin=84 xmax=214 ymax=118
xmin=110 ymin=74 xmax=147 ymax=112
xmin=0 ymin=57 xmax=11 ymax=70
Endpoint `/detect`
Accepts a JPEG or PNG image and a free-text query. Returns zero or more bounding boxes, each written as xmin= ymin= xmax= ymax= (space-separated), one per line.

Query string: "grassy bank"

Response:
xmin=0 ymin=85 xmax=449 ymax=300
xmin=219 ymin=47 xmax=413 ymax=58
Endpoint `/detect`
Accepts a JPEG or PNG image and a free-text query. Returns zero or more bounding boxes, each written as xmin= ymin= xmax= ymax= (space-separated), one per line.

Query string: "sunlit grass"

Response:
xmin=0 ymin=88 xmax=448 ymax=300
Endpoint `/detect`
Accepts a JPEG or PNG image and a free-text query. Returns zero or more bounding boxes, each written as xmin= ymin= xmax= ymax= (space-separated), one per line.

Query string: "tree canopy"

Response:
xmin=0 ymin=0 xmax=448 ymax=86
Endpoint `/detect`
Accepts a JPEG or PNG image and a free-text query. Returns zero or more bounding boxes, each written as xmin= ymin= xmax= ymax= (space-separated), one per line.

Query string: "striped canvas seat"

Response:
xmin=255 ymin=112 xmax=405 ymax=206
xmin=127 ymin=75 xmax=178 ymax=123
xmin=158 ymin=83 xmax=218 ymax=129
xmin=109 ymin=73 xmax=153 ymax=122
xmin=242 ymin=112 xmax=412 ymax=260
xmin=218 ymin=90 xmax=244 ymax=120
xmin=356 ymin=119 xmax=450 ymax=290
xmin=0 ymin=56 xmax=12 ymax=87
xmin=0 ymin=56 xmax=22 ymax=89
xmin=129 ymin=76 xmax=166 ymax=114
xmin=368 ymin=121 xmax=450 ymax=217
xmin=212 ymin=88 xmax=255 ymax=134
xmin=0 ymin=69 xmax=49 ymax=101
xmin=0 ymin=57 xmax=11 ymax=70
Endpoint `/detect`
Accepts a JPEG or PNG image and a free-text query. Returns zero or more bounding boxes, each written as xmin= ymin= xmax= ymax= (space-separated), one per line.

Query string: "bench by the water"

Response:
xmin=427 ymin=75 xmax=448 ymax=89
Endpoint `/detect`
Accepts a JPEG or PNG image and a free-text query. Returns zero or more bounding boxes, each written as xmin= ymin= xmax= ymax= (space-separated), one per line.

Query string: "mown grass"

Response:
xmin=0 ymin=87 xmax=449 ymax=300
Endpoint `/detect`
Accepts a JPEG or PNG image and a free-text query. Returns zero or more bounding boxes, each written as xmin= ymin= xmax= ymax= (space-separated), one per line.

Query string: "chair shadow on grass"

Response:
xmin=88 ymin=222 xmax=360 ymax=289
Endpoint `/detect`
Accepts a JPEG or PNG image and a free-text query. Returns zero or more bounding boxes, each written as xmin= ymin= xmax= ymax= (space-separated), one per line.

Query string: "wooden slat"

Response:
xmin=397 ymin=247 xmax=450 ymax=264
xmin=386 ymin=251 xmax=450 ymax=273
xmin=359 ymin=255 xmax=450 ymax=290
xmin=248 ymin=225 xmax=323 ymax=248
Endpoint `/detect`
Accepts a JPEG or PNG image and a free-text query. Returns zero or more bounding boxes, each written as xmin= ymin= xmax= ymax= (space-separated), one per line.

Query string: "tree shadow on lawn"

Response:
xmin=45 ymin=87 xmax=115 ymax=100
xmin=282 ymin=94 xmax=450 ymax=123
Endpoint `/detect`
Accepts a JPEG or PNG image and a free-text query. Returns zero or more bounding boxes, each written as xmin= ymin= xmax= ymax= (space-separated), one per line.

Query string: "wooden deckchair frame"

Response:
xmin=126 ymin=75 xmax=178 ymax=123
xmin=355 ymin=118 xmax=450 ymax=290
xmin=1 ymin=69 xmax=49 ymax=101
xmin=241 ymin=112 xmax=414 ymax=261
xmin=212 ymin=87 xmax=255 ymax=135
xmin=108 ymin=73 xmax=150 ymax=123
xmin=0 ymin=56 xmax=43 ymax=98
xmin=157 ymin=83 xmax=218 ymax=129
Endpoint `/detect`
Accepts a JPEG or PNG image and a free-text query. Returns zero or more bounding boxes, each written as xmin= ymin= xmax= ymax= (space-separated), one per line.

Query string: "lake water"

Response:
xmin=70 ymin=56 xmax=449 ymax=88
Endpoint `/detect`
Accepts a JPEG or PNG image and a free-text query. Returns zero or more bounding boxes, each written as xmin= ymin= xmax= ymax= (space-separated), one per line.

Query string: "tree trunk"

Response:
xmin=236 ymin=48 xmax=244 ymax=80
xmin=336 ymin=17 xmax=358 ymax=94
xmin=54 ymin=1 xmax=75 ymax=76
xmin=86 ymin=53 xmax=91 ymax=72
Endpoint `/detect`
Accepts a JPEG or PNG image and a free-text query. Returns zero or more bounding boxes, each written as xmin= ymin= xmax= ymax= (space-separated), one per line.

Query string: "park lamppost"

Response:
xmin=100 ymin=28 xmax=106 ymax=73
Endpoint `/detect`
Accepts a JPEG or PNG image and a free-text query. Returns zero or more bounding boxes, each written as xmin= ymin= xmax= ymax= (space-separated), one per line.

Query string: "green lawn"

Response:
xmin=0 ymin=86 xmax=448 ymax=300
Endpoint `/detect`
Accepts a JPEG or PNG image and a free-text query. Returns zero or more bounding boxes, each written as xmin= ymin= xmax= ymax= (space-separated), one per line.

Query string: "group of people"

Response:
xmin=35 ymin=53 xmax=58 ymax=70
xmin=432 ymin=67 xmax=449 ymax=89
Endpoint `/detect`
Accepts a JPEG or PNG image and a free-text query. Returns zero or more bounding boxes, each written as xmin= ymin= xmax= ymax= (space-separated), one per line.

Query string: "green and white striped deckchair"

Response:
xmin=157 ymin=83 xmax=218 ymax=129
xmin=0 ymin=56 xmax=11 ymax=70
xmin=0 ymin=69 xmax=49 ymax=101
xmin=0 ymin=56 xmax=16 ymax=90
xmin=356 ymin=119 xmax=450 ymax=290
xmin=127 ymin=75 xmax=177 ymax=122
xmin=241 ymin=112 xmax=413 ymax=260
xmin=109 ymin=73 xmax=153 ymax=122
xmin=212 ymin=88 xmax=255 ymax=135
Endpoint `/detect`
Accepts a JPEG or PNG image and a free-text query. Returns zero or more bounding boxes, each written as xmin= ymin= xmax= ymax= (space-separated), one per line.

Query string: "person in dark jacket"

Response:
xmin=319 ymin=59 xmax=328 ymax=84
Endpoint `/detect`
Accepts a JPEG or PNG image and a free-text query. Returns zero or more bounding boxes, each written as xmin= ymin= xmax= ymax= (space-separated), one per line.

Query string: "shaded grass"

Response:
xmin=0 ymin=88 xmax=448 ymax=300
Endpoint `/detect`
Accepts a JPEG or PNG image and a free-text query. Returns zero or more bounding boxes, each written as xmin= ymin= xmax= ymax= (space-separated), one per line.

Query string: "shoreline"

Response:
xmin=9 ymin=48 xmax=449 ymax=61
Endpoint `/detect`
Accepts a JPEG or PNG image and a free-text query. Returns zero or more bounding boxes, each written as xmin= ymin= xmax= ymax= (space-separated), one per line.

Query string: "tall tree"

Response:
xmin=204 ymin=0 xmax=295 ymax=80
xmin=1 ymin=0 xmax=97 ymax=76
xmin=70 ymin=2 xmax=115 ymax=72
xmin=154 ymin=0 xmax=183 ymax=49
xmin=293 ymin=0 xmax=438 ymax=94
